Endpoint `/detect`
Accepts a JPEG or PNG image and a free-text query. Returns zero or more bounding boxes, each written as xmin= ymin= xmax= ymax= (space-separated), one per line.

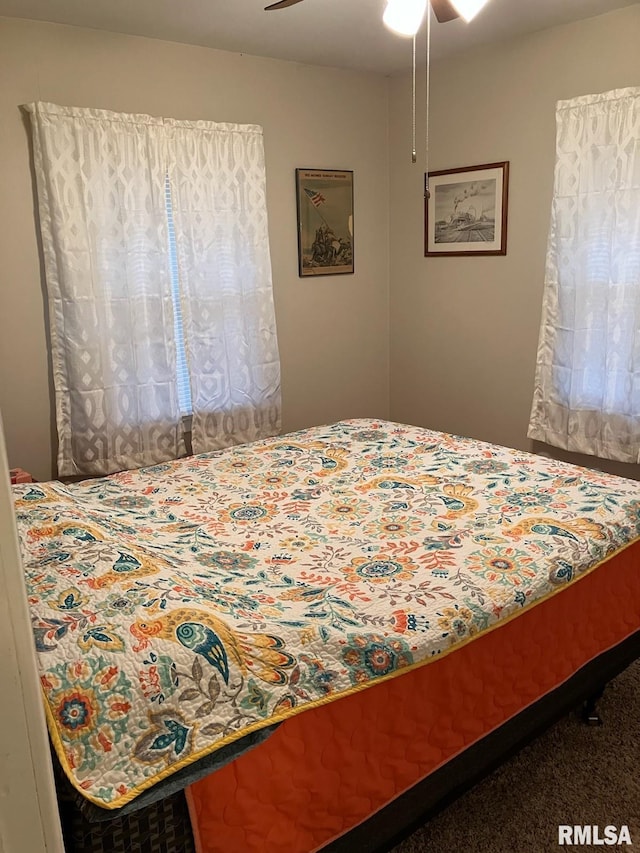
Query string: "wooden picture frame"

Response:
xmin=296 ymin=168 xmax=354 ymax=276
xmin=424 ymin=161 xmax=509 ymax=257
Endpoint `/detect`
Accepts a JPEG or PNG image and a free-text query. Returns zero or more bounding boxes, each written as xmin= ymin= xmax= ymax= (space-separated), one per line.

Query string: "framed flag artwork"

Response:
xmin=295 ymin=168 xmax=354 ymax=276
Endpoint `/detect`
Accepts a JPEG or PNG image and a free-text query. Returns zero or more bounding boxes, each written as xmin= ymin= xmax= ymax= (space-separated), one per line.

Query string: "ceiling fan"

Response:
xmin=264 ymin=0 xmax=492 ymax=193
xmin=264 ymin=0 xmax=486 ymax=26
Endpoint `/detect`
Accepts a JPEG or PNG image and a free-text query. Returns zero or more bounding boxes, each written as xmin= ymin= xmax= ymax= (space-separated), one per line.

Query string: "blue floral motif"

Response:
xmin=370 ymin=456 xmax=408 ymax=469
xmin=103 ymin=590 xmax=148 ymax=618
xmin=59 ymin=695 xmax=91 ymax=730
xmin=195 ymin=551 xmax=258 ymax=573
xmin=342 ymin=634 xmax=414 ymax=685
xmin=464 ymin=459 xmax=510 ymax=475
xmin=356 ymin=559 xmax=401 ymax=580
xmin=105 ymin=495 xmax=152 ymax=510
xmin=231 ymin=506 xmax=267 ymax=521
xmin=142 ymin=464 xmax=172 ymax=475
xmin=300 ymin=655 xmax=338 ymax=695
xmin=504 ymin=491 xmax=554 ymax=509
xmin=352 ymin=430 xmax=385 ymax=443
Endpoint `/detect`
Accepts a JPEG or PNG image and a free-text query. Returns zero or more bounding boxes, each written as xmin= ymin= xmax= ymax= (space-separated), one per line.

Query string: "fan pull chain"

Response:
xmin=424 ymin=4 xmax=431 ymax=199
xmin=411 ymin=34 xmax=417 ymax=164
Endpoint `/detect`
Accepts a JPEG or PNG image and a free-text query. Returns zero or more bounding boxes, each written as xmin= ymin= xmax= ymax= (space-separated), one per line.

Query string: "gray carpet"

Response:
xmin=392 ymin=660 xmax=640 ymax=853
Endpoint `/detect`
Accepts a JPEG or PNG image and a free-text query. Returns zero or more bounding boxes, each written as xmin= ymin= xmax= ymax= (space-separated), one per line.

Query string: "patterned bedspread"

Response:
xmin=13 ymin=419 xmax=640 ymax=809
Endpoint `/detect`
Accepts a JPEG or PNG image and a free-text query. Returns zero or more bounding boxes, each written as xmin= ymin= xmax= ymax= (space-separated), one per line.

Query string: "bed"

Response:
xmin=12 ymin=418 xmax=640 ymax=853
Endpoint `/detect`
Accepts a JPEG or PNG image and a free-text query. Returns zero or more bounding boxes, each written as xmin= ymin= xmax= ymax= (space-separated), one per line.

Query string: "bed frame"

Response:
xmin=325 ymin=630 xmax=640 ymax=852
xmin=12 ymin=419 xmax=640 ymax=852
xmin=57 ymin=630 xmax=640 ymax=853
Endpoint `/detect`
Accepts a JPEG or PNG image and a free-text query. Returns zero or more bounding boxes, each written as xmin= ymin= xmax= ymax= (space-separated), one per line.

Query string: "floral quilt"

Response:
xmin=13 ymin=419 xmax=640 ymax=809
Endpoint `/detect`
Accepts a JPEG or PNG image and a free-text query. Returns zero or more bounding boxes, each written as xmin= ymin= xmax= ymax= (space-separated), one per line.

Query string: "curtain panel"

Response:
xmin=26 ymin=102 xmax=280 ymax=475
xmin=166 ymin=119 xmax=281 ymax=453
xmin=527 ymin=87 xmax=640 ymax=463
xmin=27 ymin=102 xmax=184 ymax=476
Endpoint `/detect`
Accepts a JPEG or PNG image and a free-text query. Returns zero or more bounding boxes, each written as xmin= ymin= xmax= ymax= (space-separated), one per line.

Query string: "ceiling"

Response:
xmin=0 ymin=0 xmax=637 ymax=74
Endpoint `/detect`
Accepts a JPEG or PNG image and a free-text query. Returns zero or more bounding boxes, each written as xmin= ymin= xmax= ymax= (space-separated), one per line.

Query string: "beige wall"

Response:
xmin=0 ymin=17 xmax=390 ymax=481
xmin=389 ymin=6 xmax=640 ymax=479
xmin=3 ymin=9 xmax=639 ymax=483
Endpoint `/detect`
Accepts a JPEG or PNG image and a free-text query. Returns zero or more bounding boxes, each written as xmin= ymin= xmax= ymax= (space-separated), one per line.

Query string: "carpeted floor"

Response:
xmin=392 ymin=660 xmax=640 ymax=853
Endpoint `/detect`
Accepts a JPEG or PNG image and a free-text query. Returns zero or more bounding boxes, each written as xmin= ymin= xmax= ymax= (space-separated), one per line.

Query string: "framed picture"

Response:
xmin=424 ymin=161 xmax=509 ymax=257
xmin=296 ymin=168 xmax=354 ymax=276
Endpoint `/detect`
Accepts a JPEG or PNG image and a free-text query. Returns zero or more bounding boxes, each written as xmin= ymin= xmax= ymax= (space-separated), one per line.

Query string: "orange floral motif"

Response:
xmin=175 ymin=482 xmax=209 ymax=496
xmin=437 ymin=605 xmax=478 ymax=639
xmin=70 ymin=661 xmax=91 ymax=681
xmin=108 ymin=696 xmax=132 ymax=719
xmin=41 ymin=674 xmax=61 ymax=692
xmin=317 ymin=497 xmax=370 ymax=522
xmin=66 ymin=743 xmax=88 ymax=773
xmin=27 ymin=525 xmax=58 ymax=541
xmin=257 ymin=470 xmax=299 ymax=489
xmin=363 ymin=515 xmax=423 ymax=540
xmin=280 ymin=534 xmax=317 ymax=551
xmin=466 ymin=546 xmax=536 ymax=586
xmin=212 ymin=454 xmax=263 ymax=474
xmin=389 ymin=609 xmax=429 ymax=634
xmin=95 ymin=730 xmax=113 ymax=753
xmin=390 ymin=610 xmax=410 ymax=633
xmin=95 ymin=665 xmax=119 ymax=691
xmin=139 ymin=665 xmax=162 ymax=699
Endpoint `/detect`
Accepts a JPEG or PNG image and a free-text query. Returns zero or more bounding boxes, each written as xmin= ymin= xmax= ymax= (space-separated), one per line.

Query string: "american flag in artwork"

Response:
xmin=304 ymin=188 xmax=326 ymax=208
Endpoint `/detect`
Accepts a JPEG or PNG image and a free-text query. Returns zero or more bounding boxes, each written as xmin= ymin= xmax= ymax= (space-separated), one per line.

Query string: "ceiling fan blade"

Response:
xmin=430 ymin=0 xmax=460 ymax=23
xmin=265 ymin=0 xmax=305 ymax=9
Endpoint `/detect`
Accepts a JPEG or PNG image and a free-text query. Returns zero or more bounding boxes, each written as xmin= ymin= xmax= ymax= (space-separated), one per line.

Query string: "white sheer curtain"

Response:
xmin=528 ymin=87 xmax=640 ymax=463
xmin=27 ymin=102 xmax=184 ymax=477
xmin=167 ymin=119 xmax=281 ymax=453
xmin=27 ymin=103 xmax=281 ymax=475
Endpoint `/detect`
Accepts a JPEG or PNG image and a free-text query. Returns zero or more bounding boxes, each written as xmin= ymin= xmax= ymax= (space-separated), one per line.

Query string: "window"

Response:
xmin=27 ymin=102 xmax=281 ymax=477
xmin=165 ymin=174 xmax=193 ymax=418
xmin=528 ymin=87 xmax=640 ymax=463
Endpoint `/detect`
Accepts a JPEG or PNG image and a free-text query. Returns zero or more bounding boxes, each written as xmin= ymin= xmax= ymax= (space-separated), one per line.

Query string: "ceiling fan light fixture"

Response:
xmin=449 ymin=0 xmax=490 ymax=22
xmin=383 ymin=0 xmax=428 ymax=37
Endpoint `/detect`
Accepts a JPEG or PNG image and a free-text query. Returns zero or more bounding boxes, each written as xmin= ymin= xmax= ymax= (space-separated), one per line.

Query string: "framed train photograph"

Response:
xmin=424 ymin=161 xmax=509 ymax=257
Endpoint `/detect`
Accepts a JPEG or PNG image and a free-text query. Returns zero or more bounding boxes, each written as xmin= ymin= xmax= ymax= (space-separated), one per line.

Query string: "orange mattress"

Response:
xmin=187 ymin=539 xmax=640 ymax=853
